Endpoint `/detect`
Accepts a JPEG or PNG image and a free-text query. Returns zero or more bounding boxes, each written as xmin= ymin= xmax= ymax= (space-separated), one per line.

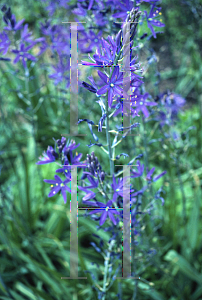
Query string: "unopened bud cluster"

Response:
xmin=56 ymin=137 xmax=66 ymax=153
xmin=48 ymin=146 xmax=58 ymax=159
xmin=125 ymin=7 xmax=141 ymax=41
xmin=86 ymin=152 xmax=105 ymax=181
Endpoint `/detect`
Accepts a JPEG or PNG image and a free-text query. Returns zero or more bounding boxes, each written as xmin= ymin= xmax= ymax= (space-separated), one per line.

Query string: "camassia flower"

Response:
xmin=145 ymin=5 xmax=165 ymax=38
xmin=81 ymin=35 xmax=117 ymax=67
xmin=44 ymin=175 xmax=71 ymax=204
xmin=3 ymin=11 xmax=24 ymax=31
xmin=132 ymin=92 xmax=157 ymax=118
xmin=87 ymin=200 xmax=120 ymax=226
xmin=146 ymin=167 xmax=167 ymax=182
xmin=78 ymin=174 xmax=99 ymax=201
xmin=97 ymin=66 xmax=128 ymax=109
xmin=112 ymin=0 xmax=135 ymax=20
xmin=131 ymin=160 xmax=144 ymax=178
xmin=36 ymin=146 xmax=58 ymax=165
xmin=0 ymin=32 xmax=10 ymax=55
xmin=12 ymin=43 xmax=36 ymax=68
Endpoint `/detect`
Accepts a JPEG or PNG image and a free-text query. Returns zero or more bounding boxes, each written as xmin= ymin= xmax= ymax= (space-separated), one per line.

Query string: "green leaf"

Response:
xmin=138 ymin=282 xmax=166 ymax=300
xmin=164 ymin=250 xmax=202 ymax=284
xmin=15 ymin=283 xmax=38 ymax=300
xmin=187 ymin=192 xmax=200 ymax=250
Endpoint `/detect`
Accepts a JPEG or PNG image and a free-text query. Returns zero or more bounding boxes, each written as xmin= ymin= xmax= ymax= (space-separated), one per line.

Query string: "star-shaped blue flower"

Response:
xmin=36 ymin=146 xmax=58 ymax=165
xmin=44 ymin=175 xmax=71 ymax=204
xmin=145 ymin=5 xmax=165 ymax=38
xmin=88 ymin=200 xmax=120 ymax=226
xmin=97 ymin=66 xmax=128 ymax=109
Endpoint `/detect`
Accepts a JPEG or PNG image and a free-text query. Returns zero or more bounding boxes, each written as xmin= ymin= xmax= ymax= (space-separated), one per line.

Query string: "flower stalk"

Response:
xmin=101 ymin=240 xmax=115 ymax=300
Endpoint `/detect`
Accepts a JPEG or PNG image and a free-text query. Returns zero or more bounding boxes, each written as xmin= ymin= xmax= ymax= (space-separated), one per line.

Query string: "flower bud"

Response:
xmin=91 ymin=161 xmax=95 ymax=170
xmin=56 ymin=139 xmax=61 ymax=146
xmin=116 ymin=29 xmax=122 ymax=53
xmin=91 ymin=151 xmax=95 ymax=160
xmin=87 ymin=154 xmax=91 ymax=162
xmin=61 ymin=137 xmax=66 ymax=146
xmin=89 ymin=166 xmax=94 ymax=175
xmin=58 ymin=145 xmax=63 ymax=153
xmin=100 ymin=171 xmax=105 ymax=182
xmin=1 ymin=4 xmax=7 ymax=12
xmin=94 ymin=157 xmax=98 ymax=166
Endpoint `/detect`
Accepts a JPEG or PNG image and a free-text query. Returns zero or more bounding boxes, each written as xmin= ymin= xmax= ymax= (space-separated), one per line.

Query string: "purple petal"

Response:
xmin=61 ymin=189 xmax=67 ymax=203
xmin=54 ymin=175 xmax=62 ymax=183
xmin=83 ymin=192 xmax=96 ymax=201
xmin=153 ymin=171 xmax=167 ymax=182
xmin=108 ymin=88 xmax=113 ymax=108
xmin=36 ymin=160 xmax=52 ymax=165
xmin=111 ymin=66 xmax=119 ymax=81
xmin=44 ymin=179 xmax=56 ymax=184
xmin=64 ymin=186 xmax=71 ymax=193
xmin=88 ymin=0 xmax=94 ymax=10
xmin=150 ymin=21 xmax=165 ymax=27
xmin=87 ymin=175 xmax=98 ymax=187
xmin=108 ymin=211 xmax=118 ymax=225
xmin=113 ymin=85 xmax=123 ymax=96
xmin=115 ymin=78 xmax=124 ymax=85
xmin=97 ymin=85 xmax=109 ymax=95
xmin=148 ymin=23 xmax=156 ymax=38
xmin=112 ymin=192 xmax=118 ymax=203
xmin=48 ymin=186 xmax=61 ymax=197
xmin=98 ymin=71 xmax=108 ymax=84
xmin=100 ymin=211 xmax=108 ymax=226
xmin=142 ymin=106 xmax=150 ymax=118
xmin=145 ymin=101 xmax=157 ymax=106
xmin=56 ymin=168 xmax=65 ymax=173
xmin=15 ymin=19 xmax=25 ymax=30
xmin=112 ymin=174 xmax=116 ymax=189
xmin=148 ymin=5 xmax=156 ymax=18
xmin=106 ymin=200 xmax=113 ymax=206
xmin=146 ymin=167 xmax=155 ymax=179
xmin=13 ymin=55 xmax=20 ymax=64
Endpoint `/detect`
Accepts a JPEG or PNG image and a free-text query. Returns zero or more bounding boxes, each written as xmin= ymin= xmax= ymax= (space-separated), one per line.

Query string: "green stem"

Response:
xmin=175 ymin=157 xmax=186 ymax=225
xmin=21 ymin=149 xmax=31 ymax=226
xmin=104 ymin=44 xmax=125 ymax=177
xmin=105 ymin=92 xmax=114 ymax=176
xmin=101 ymin=240 xmax=115 ymax=300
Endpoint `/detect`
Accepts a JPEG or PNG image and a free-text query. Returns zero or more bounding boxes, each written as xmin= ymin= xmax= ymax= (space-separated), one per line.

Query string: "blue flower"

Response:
xmin=146 ymin=167 xmax=167 ymax=182
xmin=78 ymin=175 xmax=99 ymax=201
xmin=44 ymin=175 xmax=71 ymax=204
xmin=132 ymin=92 xmax=157 ymax=118
xmin=12 ymin=43 xmax=36 ymax=68
xmin=4 ymin=12 xmax=24 ymax=31
xmin=111 ymin=174 xmax=134 ymax=203
xmin=97 ymin=66 xmax=127 ymax=109
xmin=0 ymin=32 xmax=10 ymax=55
xmin=112 ymin=0 xmax=134 ymax=20
xmin=36 ymin=146 xmax=58 ymax=165
xmin=88 ymin=200 xmax=120 ymax=226
xmin=131 ymin=160 xmax=144 ymax=178
xmin=145 ymin=5 xmax=165 ymax=38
